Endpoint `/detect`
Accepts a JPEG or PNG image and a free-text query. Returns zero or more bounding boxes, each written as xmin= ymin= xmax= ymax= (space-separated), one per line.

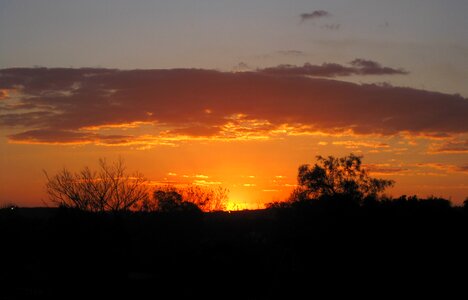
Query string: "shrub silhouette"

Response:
xmin=180 ymin=185 xmax=228 ymax=211
xmin=141 ymin=185 xmax=227 ymax=212
xmin=290 ymin=153 xmax=394 ymax=203
xmin=44 ymin=158 xmax=149 ymax=212
xmin=152 ymin=186 xmax=185 ymax=212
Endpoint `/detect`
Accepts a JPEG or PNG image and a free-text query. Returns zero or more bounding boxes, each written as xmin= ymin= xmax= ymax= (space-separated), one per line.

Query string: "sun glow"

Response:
xmin=225 ymin=201 xmax=255 ymax=211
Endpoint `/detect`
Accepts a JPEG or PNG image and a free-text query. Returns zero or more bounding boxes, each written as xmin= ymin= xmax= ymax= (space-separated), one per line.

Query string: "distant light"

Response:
xmin=10 ymin=206 xmax=15 ymax=210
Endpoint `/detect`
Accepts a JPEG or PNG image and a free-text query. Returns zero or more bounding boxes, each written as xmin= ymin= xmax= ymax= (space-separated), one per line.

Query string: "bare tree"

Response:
xmin=44 ymin=158 xmax=149 ymax=212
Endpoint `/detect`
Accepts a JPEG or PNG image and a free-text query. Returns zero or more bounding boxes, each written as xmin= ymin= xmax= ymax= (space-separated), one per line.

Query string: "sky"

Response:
xmin=1 ymin=0 xmax=467 ymax=208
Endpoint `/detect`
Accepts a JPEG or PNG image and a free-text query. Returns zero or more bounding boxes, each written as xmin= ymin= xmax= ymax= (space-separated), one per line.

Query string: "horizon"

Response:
xmin=1 ymin=1 xmax=467 ymax=208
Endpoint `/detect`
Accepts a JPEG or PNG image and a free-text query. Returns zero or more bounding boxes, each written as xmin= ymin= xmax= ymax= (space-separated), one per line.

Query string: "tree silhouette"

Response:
xmin=151 ymin=186 xmax=186 ymax=212
xmin=141 ymin=185 xmax=228 ymax=212
xmin=292 ymin=153 xmax=394 ymax=202
xmin=181 ymin=185 xmax=228 ymax=212
xmin=44 ymin=158 xmax=149 ymax=212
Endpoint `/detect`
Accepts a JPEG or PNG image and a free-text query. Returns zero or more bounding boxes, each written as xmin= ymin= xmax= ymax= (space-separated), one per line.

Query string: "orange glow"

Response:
xmin=0 ymin=89 xmax=11 ymax=100
xmin=80 ymin=121 xmax=155 ymax=131
xmin=225 ymin=201 xmax=256 ymax=211
xmin=2 ymin=131 xmax=468 ymax=207
xmin=1 ymin=71 xmax=467 ymax=208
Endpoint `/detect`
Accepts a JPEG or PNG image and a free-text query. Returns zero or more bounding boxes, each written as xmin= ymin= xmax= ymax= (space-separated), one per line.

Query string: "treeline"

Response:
xmin=41 ymin=154 xmax=466 ymax=214
xmin=44 ymin=158 xmax=228 ymax=213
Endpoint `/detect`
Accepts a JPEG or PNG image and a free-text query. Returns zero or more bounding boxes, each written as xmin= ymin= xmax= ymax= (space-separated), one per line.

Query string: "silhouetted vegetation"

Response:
xmin=44 ymin=158 xmax=149 ymax=212
xmin=44 ymin=159 xmax=229 ymax=214
xmin=1 ymin=154 xmax=467 ymax=298
xmin=293 ymin=153 xmax=394 ymax=201
xmin=139 ymin=185 xmax=228 ymax=213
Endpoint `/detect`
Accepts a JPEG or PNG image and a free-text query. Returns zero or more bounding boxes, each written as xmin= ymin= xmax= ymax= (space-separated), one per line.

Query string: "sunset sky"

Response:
xmin=1 ymin=0 xmax=467 ymax=208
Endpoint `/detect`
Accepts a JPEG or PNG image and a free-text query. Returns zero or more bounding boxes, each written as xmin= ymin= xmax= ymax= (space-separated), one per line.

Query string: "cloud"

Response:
xmin=259 ymin=59 xmax=408 ymax=77
xmin=232 ymin=62 xmax=251 ymax=72
xmin=416 ymin=162 xmax=468 ymax=174
xmin=8 ymin=129 xmax=134 ymax=145
xmin=365 ymin=162 xmax=468 ymax=177
xmin=349 ymin=59 xmax=408 ymax=75
xmin=277 ymin=50 xmax=306 ymax=56
xmin=458 ymin=164 xmax=468 ymax=173
xmin=364 ymin=164 xmax=408 ymax=175
xmin=332 ymin=141 xmax=390 ymax=149
xmin=429 ymin=139 xmax=468 ymax=153
xmin=0 ymin=67 xmax=467 ymax=146
xmin=193 ymin=180 xmax=222 ymax=186
xmin=300 ymin=10 xmax=331 ymax=22
xmin=165 ymin=125 xmax=222 ymax=137
xmin=0 ymin=89 xmax=10 ymax=100
xmin=321 ymin=24 xmax=341 ymax=31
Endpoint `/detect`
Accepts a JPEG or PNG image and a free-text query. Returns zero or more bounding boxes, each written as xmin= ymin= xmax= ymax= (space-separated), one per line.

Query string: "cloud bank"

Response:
xmin=0 ymin=65 xmax=467 ymax=145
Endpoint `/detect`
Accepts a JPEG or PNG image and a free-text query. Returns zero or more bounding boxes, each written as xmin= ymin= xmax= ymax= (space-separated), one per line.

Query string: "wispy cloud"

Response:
xmin=259 ymin=59 xmax=408 ymax=77
xmin=8 ymin=129 xmax=134 ymax=145
xmin=365 ymin=162 xmax=468 ymax=177
xmin=321 ymin=24 xmax=341 ymax=31
xmin=364 ymin=164 xmax=409 ymax=175
xmin=416 ymin=162 xmax=468 ymax=174
xmin=429 ymin=139 xmax=468 ymax=154
xmin=232 ymin=62 xmax=251 ymax=72
xmin=193 ymin=180 xmax=222 ymax=186
xmin=300 ymin=10 xmax=331 ymax=23
xmin=332 ymin=141 xmax=390 ymax=149
xmin=243 ymin=183 xmax=256 ymax=187
xmin=277 ymin=50 xmax=306 ymax=56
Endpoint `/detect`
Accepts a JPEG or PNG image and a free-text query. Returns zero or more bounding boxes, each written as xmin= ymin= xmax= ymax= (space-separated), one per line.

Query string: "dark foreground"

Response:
xmin=1 ymin=198 xmax=468 ymax=299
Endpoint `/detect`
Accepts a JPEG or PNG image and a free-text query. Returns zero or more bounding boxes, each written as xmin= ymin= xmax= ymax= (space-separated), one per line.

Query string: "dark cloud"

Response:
xmin=350 ymin=59 xmax=408 ymax=75
xmin=0 ymin=66 xmax=467 ymax=145
xmin=418 ymin=132 xmax=452 ymax=139
xmin=300 ymin=10 xmax=331 ymax=22
xmin=8 ymin=129 xmax=134 ymax=145
xmin=259 ymin=59 xmax=408 ymax=77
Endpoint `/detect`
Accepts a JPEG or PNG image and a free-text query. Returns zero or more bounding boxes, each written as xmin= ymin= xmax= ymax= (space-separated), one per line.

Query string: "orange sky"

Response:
xmin=1 ymin=76 xmax=467 ymax=208
xmin=1 ymin=2 xmax=468 ymax=207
